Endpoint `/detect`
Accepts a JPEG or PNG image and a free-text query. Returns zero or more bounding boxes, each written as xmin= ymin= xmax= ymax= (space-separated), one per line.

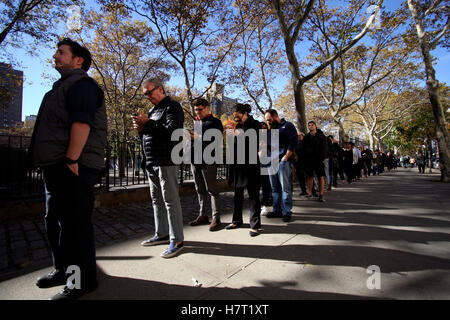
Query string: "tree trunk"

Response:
xmin=369 ymin=134 xmax=375 ymax=151
xmin=420 ymin=54 xmax=450 ymax=181
xmin=334 ymin=117 xmax=349 ymax=145
xmin=408 ymin=0 xmax=450 ymax=182
xmin=294 ymin=82 xmax=307 ymax=133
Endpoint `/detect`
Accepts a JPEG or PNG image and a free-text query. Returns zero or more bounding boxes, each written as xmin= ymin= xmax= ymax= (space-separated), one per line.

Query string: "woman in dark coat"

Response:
xmin=225 ymin=103 xmax=262 ymax=237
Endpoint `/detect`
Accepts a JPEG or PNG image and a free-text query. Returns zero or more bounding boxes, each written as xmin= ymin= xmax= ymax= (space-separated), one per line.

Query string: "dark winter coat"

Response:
xmin=302 ymin=129 xmax=329 ymax=162
xmin=227 ymin=115 xmax=261 ymax=188
xmin=141 ymin=96 xmax=184 ymax=167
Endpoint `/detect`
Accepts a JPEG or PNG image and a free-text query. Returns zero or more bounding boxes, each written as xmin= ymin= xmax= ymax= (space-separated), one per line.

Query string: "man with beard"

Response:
xmin=225 ymin=103 xmax=262 ymax=237
xmin=29 ymin=38 xmax=107 ymax=300
xmin=264 ymin=109 xmax=298 ymax=222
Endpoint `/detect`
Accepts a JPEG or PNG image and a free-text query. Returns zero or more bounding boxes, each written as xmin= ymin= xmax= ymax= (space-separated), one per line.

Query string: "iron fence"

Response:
xmin=0 ymin=134 xmax=228 ymax=201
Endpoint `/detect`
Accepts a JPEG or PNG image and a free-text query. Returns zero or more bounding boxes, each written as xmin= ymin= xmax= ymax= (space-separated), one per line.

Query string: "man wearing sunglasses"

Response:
xmin=132 ymin=79 xmax=185 ymax=258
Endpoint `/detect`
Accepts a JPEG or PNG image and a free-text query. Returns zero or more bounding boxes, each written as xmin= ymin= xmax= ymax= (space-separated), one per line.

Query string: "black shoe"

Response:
xmin=225 ymin=222 xmax=242 ymax=230
xmin=188 ymin=215 xmax=209 ymax=226
xmin=318 ymin=195 xmax=325 ymax=202
xmin=249 ymin=230 xmax=260 ymax=237
xmin=36 ymin=269 xmax=66 ymax=288
xmin=299 ymin=192 xmax=307 ymax=196
xmin=50 ymin=284 xmax=97 ymax=300
xmin=266 ymin=212 xmax=282 ymax=218
xmin=282 ymin=215 xmax=292 ymax=222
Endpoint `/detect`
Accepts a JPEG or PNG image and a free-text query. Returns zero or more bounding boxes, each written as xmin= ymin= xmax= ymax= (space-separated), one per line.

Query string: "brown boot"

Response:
xmin=209 ymin=218 xmax=222 ymax=231
xmin=189 ymin=215 xmax=209 ymax=226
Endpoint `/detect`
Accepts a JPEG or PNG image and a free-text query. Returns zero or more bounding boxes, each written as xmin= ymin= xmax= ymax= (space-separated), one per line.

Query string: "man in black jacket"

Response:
xmin=225 ymin=103 xmax=262 ymax=237
xmin=132 ymin=78 xmax=185 ymax=258
xmin=303 ymin=121 xmax=328 ymax=202
xmin=188 ymin=98 xmax=224 ymax=231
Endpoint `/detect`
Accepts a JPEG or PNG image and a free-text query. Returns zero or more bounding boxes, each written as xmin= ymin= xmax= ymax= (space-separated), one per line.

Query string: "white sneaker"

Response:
xmin=260 ymin=206 xmax=270 ymax=216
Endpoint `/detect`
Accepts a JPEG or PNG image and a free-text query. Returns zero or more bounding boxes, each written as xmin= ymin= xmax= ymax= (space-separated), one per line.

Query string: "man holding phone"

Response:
xmin=132 ymin=79 xmax=185 ymax=258
xmin=187 ymin=98 xmax=224 ymax=231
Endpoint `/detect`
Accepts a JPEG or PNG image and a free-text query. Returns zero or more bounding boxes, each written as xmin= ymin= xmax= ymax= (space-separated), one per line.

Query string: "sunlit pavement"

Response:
xmin=0 ymin=168 xmax=449 ymax=300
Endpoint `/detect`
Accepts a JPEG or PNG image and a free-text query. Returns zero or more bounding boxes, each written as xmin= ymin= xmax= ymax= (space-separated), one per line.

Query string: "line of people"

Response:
xmin=28 ymin=38 xmax=395 ymax=300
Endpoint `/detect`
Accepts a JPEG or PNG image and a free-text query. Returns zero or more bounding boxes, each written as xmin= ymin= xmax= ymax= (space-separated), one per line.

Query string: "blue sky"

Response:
xmin=3 ymin=1 xmax=449 ymax=121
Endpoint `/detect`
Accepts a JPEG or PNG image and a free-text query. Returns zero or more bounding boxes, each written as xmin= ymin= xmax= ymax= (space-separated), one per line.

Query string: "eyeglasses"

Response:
xmin=143 ymin=86 xmax=160 ymax=96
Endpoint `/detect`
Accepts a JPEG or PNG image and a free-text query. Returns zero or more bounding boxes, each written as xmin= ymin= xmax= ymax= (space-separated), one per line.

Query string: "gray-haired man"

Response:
xmin=132 ymin=79 xmax=185 ymax=258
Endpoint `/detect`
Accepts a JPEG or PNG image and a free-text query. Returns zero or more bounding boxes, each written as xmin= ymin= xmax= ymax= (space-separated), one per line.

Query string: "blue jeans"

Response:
xmin=147 ymin=166 xmax=184 ymax=243
xmin=269 ymin=161 xmax=293 ymax=216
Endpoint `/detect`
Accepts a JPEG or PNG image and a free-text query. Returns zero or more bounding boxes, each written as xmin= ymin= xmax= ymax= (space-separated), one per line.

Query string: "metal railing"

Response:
xmin=0 ymin=134 xmax=228 ymax=201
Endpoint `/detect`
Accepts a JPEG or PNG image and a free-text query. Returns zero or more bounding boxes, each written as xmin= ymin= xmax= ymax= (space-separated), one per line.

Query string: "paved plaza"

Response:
xmin=0 ymin=168 xmax=449 ymax=300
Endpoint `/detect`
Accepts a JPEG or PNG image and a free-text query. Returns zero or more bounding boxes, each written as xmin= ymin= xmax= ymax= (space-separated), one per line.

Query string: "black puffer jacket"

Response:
xmin=141 ymin=96 xmax=184 ymax=167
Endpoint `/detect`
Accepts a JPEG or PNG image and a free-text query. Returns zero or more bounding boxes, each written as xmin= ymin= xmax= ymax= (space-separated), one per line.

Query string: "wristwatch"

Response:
xmin=64 ymin=156 xmax=78 ymax=164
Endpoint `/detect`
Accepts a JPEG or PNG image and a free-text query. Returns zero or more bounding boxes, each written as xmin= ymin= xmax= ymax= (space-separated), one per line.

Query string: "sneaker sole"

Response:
xmin=141 ymin=239 xmax=170 ymax=246
xmin=161 ymin=246 xmax=184 ymax=258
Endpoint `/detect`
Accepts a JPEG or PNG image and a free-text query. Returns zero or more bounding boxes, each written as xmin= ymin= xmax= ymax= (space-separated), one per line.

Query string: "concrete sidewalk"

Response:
xmin=0 ymin=168 xmax=449 ymax=300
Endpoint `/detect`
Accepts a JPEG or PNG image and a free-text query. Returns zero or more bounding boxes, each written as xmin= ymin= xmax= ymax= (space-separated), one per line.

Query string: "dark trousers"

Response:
xmin=418 ymin=164 xmax=425 ymax=173
xmin=344 ymin=163 xmax=353 ymax=183
xmin=295 ymin=163 xmax=307 ymax=194
xmin=232 ymin=183 xmax=261 ymax=230
xmin=43 ymin=163 xmax=99 ymax=290
xmin=260 ymin=174 xmax=273 ymax=206
xmin=329 ymin=157 xmax=338 ymax=187
xmin=191 ymin=164 xmax=221 ymax=220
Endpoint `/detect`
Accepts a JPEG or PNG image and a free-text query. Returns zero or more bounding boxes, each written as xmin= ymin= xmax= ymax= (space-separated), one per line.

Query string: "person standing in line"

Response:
xmin=29 ymin=38 xmax=107 ymax=300
xmin=362 ymin=147 xmax=373 ymax=176
xmin=264 ymin=109 xmax=298 ymax=222
xmin=295 ymin=132 xmax=308 ymax=196
xmin=343 ymin=142 xmax=355 ymax=183
xmin=260 ymin=121 xmax=273 ymax=216
xmin=328 ymin=135 xmax=340 ymax=188
xmin=352 ymin=143 xmax=361 ymax=180
xmin=187 ymin=98 xmax=224 ymax=231
xmin=302 ymin=121 xmax=328 ymax=202
xmin=225 ymin=103 xmax=262 ymax=237
xmin=133 ymin=78 xmax=185 ymax=258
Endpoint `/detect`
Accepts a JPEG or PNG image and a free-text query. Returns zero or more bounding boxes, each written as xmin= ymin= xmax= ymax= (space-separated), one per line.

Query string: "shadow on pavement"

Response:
xmin=184 ymin=240 xmax=450 ymax=273
xmin=85 ymin=266 xmax=382 ymax=300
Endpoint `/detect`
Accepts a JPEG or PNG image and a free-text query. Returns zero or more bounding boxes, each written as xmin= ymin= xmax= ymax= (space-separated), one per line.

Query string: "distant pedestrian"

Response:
xmin=343 ymin=142 xmax=354 ymax=183
xmin=417 ymin=152 xmax=426 ymax=174
xmin=328 ymin=135 xmax=341 ymax=188
xmin=295 ymin=132 xmax=307 ymax=195
xmin=303 ymin=121 xmax=328 ymax=202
